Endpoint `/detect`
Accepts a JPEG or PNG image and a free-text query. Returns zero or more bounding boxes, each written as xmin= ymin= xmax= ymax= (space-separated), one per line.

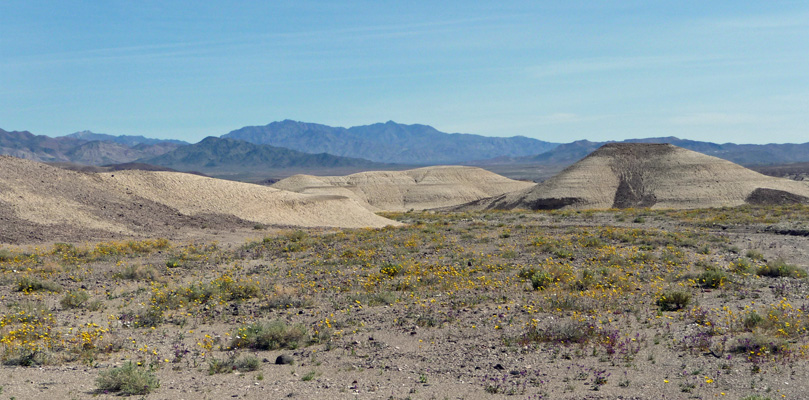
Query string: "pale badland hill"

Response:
xmin=0 ymin=156 xmax=397 ymax=244
xmin=457 ymin=143 xmax=809 ymax=211
xmin=272 ymin=166 xmax=535 ymax=212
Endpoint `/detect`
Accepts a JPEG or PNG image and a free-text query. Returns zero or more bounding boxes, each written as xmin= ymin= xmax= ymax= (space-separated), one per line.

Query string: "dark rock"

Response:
xmin=276 ymin=354 xmax=294 ymax=365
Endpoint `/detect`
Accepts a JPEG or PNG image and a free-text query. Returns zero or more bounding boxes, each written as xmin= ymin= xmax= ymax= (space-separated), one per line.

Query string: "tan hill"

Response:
xmin=0 ymin=156 xmax=396 ymax=244
xmin=458 ymin=143 xmax=809 ymax=211
xmin=272 ymin=166 xmax=534 ymax=211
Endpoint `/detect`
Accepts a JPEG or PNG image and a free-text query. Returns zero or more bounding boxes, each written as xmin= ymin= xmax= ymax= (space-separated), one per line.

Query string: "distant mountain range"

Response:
xmin=0 ymin=128 xmax=182 ymax=165
xmin=139 ymin=137 xmax=383 ymax=173
xmin=64 ymin=130 xmax=188 ymax=146
xmin=4 ymin=123 xmax=809 ymax=182
xmin=222 ymin=120 xmax=559 ymax=164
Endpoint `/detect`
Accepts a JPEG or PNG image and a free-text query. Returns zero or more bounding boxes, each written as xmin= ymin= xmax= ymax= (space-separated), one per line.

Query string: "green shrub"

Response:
xmin=530 ymin=271 xmax=555 ymax=290
xmin=732 ymin=257 xmax=753 ymax=274
xmin=745 ymin=250 xmax=764 ymax=261
xmin=743 ymin=311 xmax=764 ymax=330
xmin=756 ymin=258 xmax=807 ymax=278
xmin=380 ymin=263 xmax=403 ymax=277
xmin=740 ymin=395 xmax=772 ymax=400
xmin=115 ymin=264 xmax=159 ymax=281
xmin=208 ymin=354 xmax=260 ymax=374
xmin=518 ymin=266 xmax=538 ymax=279
xmin=571 ymin=269 xmax=597 ymax=290
xmin=230 ymin=320 xmax=308 ymax=350
xmin=697 ymin=269 xmax=727 ymax=288
xmin=729 ymin=333 xmax=786 ymax=356
xmin=60 ymin=289 xmax=90 ymax=309
xmin=0 ymin=249 xmax=13 ymax=262
xmin=96 ymin=361 xmax=159 ymax=395
xmin=165 ymin=257 xmax=183 ymax=268
xmin=16 ymin=276 xmax=62 ymax=293
xmin=521 ymin=320 xmax=599 ymax=345
xmin=656 ymin=291 xmax=691 ymax=311
xmin=2 ymin=347 xmax=50 ymax=366
xmin=134 ymin=308 xmax=164 ymax=328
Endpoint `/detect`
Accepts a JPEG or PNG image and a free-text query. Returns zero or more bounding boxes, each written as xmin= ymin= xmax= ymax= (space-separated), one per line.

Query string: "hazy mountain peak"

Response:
xmin=64 ymin=130 xmax=188 ymax=146
xmin=223 ymin=120 xmax=559 ymax=164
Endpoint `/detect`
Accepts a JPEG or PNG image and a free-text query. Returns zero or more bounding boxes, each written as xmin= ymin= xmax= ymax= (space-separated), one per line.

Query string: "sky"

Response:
xmin=1 ymin=1 xmax=808 ymax=144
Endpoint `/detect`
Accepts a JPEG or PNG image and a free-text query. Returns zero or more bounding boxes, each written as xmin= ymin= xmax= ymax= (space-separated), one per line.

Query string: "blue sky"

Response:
xmin=2 ymin=1 xmax=808 ymax=144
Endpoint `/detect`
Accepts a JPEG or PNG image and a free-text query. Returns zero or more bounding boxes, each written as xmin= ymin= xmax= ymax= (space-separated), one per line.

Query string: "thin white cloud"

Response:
xmin=3 ymin=16 xmax=497 ymax=68
xmin=535 ymin=113 xmax=580 ymax=124
xmin=669 ymin=113 xmax=771 ymax=125
xmin=525 ymin=54 xmax=719 ymax=79
xmin=712 ymin=12 xmax=809 ymax=30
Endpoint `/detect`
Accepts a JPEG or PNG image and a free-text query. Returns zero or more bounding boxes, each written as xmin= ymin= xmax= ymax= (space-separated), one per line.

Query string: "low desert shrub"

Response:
xmin=743 ymin=311 xmax=764 ymax=330
xmin=732 ymin=257 xmax=753 ymax=274
xmin=230 ymin=320 xmax=308 ymax=350
xmin=756 ymin=258 xmax=807 ymax=279
xmin=530 ymin=271 xmax=555 ymax=290
xmin=697 ymin=269 xmax=727 ymax=288
xmin=656 ymin=291 xmax=691 ymax=311
xmin=521 ymin=320 xmax=599 ymax=345
xmin=60 ymin=289 xmax=90 ymax=309
xmin=379 ymin=263 xmax=403 ymax=277
xmin=208 ymin=354 xmax=260 ymax=374
xmin=16 ymin=276 xmax=62 ymax=293
xmin=96 ymin=361 xmax=159 ymax=395
xmin=115 ymin=264 xmax=159 ymax=281
xmin=729 ymin=333 xmax=786 ymax=356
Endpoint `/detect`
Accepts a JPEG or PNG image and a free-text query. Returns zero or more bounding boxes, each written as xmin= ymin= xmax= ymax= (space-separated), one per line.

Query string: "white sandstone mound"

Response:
xmin=98 ymin=170 xmax=397 ymax=228
xmin=272 ymin=166 xmax=535 ymax=211
xmin=458 ymin=143 xmax=809 ymax=211
xmin=0 ymin=156 xmax=397 ymax=243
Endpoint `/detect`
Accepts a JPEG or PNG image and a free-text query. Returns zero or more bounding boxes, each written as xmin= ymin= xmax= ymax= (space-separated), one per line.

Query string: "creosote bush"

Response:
xmin=96 ymin=361 xmax=159 ymax=396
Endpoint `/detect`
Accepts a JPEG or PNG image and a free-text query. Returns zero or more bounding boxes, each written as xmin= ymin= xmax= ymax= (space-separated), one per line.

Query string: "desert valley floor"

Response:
xmin=2 ymin=207 xmax=809 ymax=399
